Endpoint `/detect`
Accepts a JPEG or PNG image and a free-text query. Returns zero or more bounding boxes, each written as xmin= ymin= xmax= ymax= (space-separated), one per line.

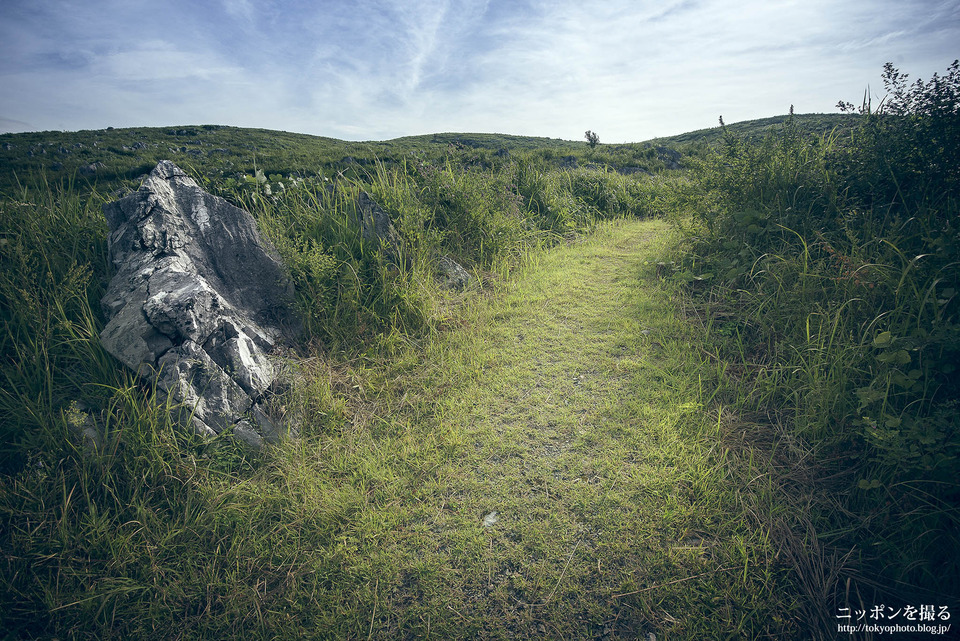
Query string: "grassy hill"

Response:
xmin=383 ymin=131 xmax=581 ymax=151
xmin=0 ymin=113 xmax=857 ymax=194
xmin=652 ymin=112 xmax=857 ymax=147
xmin=0 ymin=124 xmax=594 ymax=182
xmin=2 ymin=88 xmax=957 ymax=638
xmin=0 ymin=124 xmax=380 ymax=192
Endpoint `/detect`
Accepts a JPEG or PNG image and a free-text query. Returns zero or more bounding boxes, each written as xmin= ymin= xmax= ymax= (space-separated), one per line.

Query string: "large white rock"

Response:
xmin=100 ymin=161 xmax=299 ymax=445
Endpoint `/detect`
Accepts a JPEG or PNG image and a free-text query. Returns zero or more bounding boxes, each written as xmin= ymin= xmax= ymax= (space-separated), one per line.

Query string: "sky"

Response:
xmin=1 ymin=0 xmax=958 ymax=142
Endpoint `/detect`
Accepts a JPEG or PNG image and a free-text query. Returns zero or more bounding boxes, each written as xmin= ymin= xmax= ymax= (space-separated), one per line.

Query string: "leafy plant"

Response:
xmin=668 ymin=61 xmax=960 ymax=610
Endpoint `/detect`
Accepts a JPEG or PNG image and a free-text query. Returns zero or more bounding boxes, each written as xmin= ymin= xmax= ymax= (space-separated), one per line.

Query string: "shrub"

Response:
xmin=670 ymin=61 xmax=960 ymax=605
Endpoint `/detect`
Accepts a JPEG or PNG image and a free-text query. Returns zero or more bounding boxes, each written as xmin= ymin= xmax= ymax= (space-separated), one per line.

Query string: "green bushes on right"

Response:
xmin=669 ymin=61 xmax=960 ymax=606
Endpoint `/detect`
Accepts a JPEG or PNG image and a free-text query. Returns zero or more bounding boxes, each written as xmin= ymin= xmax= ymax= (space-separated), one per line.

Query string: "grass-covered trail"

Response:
xmin=307 ymin=218 xmax=802 ymax=639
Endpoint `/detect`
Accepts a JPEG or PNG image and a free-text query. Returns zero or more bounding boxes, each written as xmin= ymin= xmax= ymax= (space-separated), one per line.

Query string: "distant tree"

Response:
xmin=584 ymin=130 xmax=599 ymax=148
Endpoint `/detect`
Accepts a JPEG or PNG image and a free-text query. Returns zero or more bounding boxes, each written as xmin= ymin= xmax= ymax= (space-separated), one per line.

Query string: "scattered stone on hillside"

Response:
xmin=436 ymin=256 xmax=475 ymax=290
xmin=79 ymin=161 xmax=105 ymax=176
xmin=99 ymin=160 xmax=299 ymax=447
xmin=656 ymin=146 xmax=682 ymax=170
xmin=560 ymin=155 xmax=578 ymax=169
xmin=356 ymin=191 xmax=402 ymax=260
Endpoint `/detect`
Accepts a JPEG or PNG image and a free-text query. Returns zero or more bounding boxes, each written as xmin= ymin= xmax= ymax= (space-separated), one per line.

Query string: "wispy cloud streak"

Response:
xmin=1 ymin=0 xmax=958 ymax=139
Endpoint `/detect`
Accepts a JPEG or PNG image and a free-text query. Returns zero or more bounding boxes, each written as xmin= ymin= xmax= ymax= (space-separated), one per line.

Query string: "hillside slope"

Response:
xmin=0 ymin=113 xmax=856 ymax=193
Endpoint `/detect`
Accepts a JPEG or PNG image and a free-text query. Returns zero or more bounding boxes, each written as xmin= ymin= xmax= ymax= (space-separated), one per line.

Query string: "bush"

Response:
xmin=670 ymin=61 xmax=960 ymax=605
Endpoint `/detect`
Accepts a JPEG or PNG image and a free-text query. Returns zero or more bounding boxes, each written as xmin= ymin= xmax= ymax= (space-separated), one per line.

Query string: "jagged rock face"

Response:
xmin=99 ymin=160 xmax=298 ymax=446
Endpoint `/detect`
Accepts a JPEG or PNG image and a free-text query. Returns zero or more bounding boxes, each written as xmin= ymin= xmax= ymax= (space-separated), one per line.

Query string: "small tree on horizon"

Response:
xmin=584 ymin=130 xmax=599 ymax=148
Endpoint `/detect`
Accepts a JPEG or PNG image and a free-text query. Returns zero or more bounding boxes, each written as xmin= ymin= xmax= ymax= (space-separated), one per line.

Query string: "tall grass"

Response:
xmin=0 ymin=143 xmax=663 ymax=637
xmin=666 ymin=62 xmax=960 ymax=612
xmin=0 ymin=176 xmax=112 ymax=472
xmin=214 ymin=152 xmax=659 ymax=349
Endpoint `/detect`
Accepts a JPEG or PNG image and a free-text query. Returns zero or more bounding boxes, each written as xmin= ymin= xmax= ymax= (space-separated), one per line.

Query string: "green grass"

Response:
xmin=0 ymin=125 xmax=679 ymax=196
xmin=1 ymin=219 xmax=816 ymax=638
xmin=652 ymin=113 xmax=858 ymax=148
xmin=382 ymin=219 xmax=806 ymax=638
xmin=662 ymin=61 xmax=960 ymax=621
xmin=2 ymin=69 xmax=956 ymax=637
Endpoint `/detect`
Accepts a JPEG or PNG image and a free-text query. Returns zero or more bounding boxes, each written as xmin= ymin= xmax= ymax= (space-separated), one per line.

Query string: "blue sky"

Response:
xmin=1 ymin=0 xmax=958 ymax=141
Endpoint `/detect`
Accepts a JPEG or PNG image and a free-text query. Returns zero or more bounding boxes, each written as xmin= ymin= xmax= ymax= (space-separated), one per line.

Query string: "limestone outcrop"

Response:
xmin=99 ymin=160 xmax=298 ymax=446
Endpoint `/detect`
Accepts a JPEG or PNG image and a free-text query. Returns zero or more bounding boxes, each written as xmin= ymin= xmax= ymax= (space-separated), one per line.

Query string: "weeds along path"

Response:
xmin=304 ymin=218 xmax=801 ymax=639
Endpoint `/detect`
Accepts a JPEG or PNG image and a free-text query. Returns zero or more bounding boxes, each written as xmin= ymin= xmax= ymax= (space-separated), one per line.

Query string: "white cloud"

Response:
xmin=1 ymin=0 xmax=958 ymax=139
xmin=96 ymin=41 xmax=246 ymax=82
xmin=221 ymin=0 xmax=255 ymax=22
